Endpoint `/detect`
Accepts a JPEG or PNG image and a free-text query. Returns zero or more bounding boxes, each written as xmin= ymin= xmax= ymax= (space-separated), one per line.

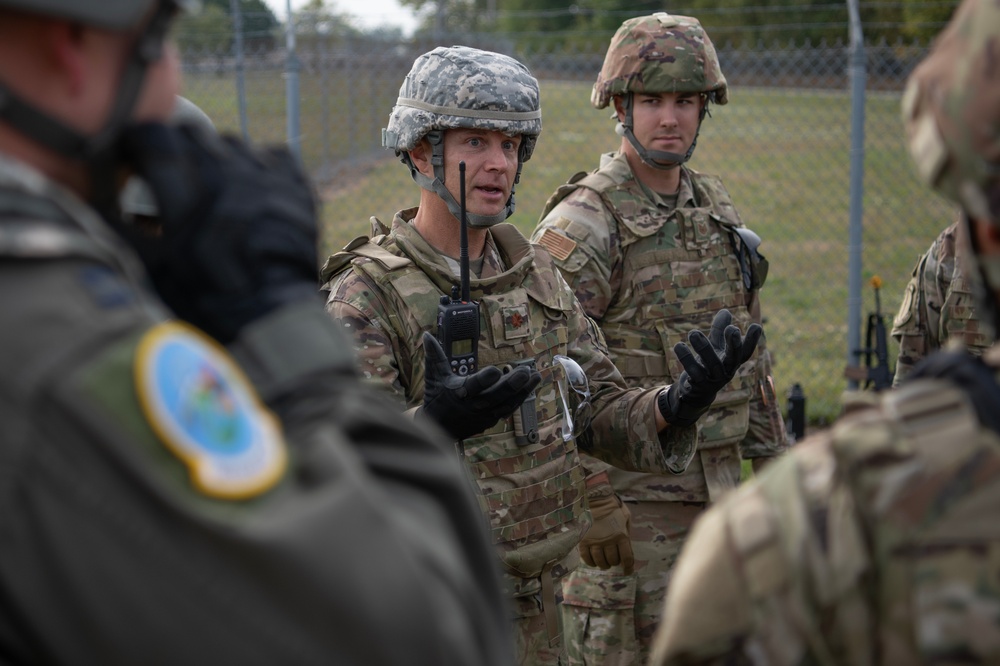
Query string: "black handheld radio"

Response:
xmin=436 ymin=161 xmax=480 ymax=376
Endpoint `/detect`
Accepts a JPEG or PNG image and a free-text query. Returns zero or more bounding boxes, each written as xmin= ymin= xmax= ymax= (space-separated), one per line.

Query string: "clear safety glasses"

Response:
xmin=554 ymin=354 xmax=593 ymax=442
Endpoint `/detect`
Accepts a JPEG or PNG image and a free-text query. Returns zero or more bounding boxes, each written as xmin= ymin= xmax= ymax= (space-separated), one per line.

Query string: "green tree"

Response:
xmin=396 ymin=0 xmax=957 ymax=48
xmin=297 ymin=0 xmax=359 ymax=37
xmin=175 ymin=3 xmax=231 ymax=55
xmin=207 ymin=0 xmax=278 ymax=50
xmin=900 ymin=0 xmax=959 ymax=41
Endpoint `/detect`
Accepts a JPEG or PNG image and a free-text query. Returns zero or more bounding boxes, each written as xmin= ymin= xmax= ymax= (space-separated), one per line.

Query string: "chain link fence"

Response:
xmin=178 ymin=20 xmax=957 ymax=428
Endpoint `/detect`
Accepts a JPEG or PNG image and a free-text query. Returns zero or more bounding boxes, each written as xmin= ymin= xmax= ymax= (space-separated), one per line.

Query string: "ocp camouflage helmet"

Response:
xmin=383 ymin=45 xmax=542 ymax=161
xmin=0 ymin=0 xmax=200 ymax=29
xmin=592 ymin=12 xmax=728 ymax=110
xmin=902 ymin=0 xmax=1000 ymax=223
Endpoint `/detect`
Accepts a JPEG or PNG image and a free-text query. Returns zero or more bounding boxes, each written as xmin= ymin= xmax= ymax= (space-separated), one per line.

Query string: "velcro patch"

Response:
xmin=536 ymin=228 xmax=577 ymax=262
xmin=503 ymin=304 xmax=531 ymax=340
xmin=135 ymin=321 xmax=287 ymax=500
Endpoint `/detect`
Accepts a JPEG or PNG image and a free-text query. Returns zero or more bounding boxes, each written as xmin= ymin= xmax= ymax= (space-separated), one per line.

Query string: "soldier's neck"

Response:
xmin=412 ymin=201 xmax=488 ymax=260
xmin=623 ymin=143 xmax=682 ymax=196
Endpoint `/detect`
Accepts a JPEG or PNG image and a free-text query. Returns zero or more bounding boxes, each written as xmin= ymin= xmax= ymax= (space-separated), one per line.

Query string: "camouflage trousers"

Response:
xmin=510 ymin=551 xmax=579 ymax=666
xmin=559 ymin=501 xmax=706 ymax=665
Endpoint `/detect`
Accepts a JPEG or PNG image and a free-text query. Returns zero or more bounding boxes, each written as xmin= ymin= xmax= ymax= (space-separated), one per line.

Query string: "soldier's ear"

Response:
xmin=408 ymin=139 xmax=433 ymax=178
xmin=612 ymin=95 xmax=627 ymax=122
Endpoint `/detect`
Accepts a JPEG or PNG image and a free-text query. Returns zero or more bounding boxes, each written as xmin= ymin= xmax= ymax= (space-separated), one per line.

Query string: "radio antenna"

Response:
xmin=459 ymin=161 xmax=470 ymax=303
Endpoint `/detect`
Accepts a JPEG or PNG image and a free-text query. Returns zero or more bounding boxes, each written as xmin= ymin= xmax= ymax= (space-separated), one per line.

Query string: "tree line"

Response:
xmin=174 ymin=0 xmax=960 ymax=56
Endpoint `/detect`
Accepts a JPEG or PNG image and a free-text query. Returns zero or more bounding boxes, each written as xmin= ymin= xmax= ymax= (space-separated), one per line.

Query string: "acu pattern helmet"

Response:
xmin=382 ymin=45 xmax=542 ymax=227
xmin=902 ymin=0 xmax=1000 ymax=329
xmin=593 ymin=12 xmax=727 ymax=169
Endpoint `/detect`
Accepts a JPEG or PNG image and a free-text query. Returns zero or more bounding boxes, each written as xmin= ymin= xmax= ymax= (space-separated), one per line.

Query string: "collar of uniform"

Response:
xmin=631 ymin=162 xmax=698 ymax=211
xmin=390 ymin=213 xmax=536 ymax=297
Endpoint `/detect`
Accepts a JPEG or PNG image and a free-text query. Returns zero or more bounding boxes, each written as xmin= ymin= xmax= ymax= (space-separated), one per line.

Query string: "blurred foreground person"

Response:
xmin=651 ymin=0 xmax=1000 ymax=662
xmin=0 ymin=1 xmax=511 ymax=663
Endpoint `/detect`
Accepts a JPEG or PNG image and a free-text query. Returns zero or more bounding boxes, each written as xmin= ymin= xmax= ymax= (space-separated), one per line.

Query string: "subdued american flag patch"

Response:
xmin=536 ymin=228 xmax=577 ymax=262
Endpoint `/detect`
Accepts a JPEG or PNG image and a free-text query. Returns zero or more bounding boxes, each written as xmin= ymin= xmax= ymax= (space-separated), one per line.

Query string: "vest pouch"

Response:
xmin=944 ymin=272 xmax=992 ymax=350
xmin=468 ymin=408 xmax=591 ymax=580
xmin=675 ymin=206 xmax=717 ymax=253
xmin=497 ymin=517 xmax=591 ymax=579
xmin=602 ymin=323 xmax=671 ymax=385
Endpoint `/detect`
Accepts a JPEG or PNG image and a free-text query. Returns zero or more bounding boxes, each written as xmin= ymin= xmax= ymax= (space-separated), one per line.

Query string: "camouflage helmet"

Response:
xmin=902 ymin=0 xmax=1000 ymax=224
xmin=383 ymin=45 xmax=542 ymax=161
xmin=0 ymin=0 xmax=199 ymax=29
xmin=592 ymin=12 xmax=728 ymax=110
xmin=383 ymin=46 xmax=542 ymax=227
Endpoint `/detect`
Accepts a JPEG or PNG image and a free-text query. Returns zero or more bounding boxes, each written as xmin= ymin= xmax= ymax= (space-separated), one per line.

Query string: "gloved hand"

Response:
xmin=119 ymin=123 xmax=322 ymax=343
xmin=421 ymin=333 xmax=542 ymax=441
xmin=579 ymin=472 xmax=634 ymax=574
xmin=908 ymin=350 xmax=1000 ymax=433
xmin=658 ymin=309 xmax=762 ymax=428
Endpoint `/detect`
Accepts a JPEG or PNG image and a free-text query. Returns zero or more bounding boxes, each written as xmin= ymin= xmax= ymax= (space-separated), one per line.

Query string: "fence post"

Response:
xmin=845 ymin=0 xmax=867 ymax=389
xmin=284 ymin=0 xmax=302 ymax=161
xmin=230 ymin=0 xmax=250 ymax=141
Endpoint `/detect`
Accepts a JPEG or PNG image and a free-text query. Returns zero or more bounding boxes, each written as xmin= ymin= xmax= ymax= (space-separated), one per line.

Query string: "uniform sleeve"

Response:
xmin=323 ymin=267 xmax=414 ymax=408
xmin=892 ymin=230 xmax=948 ymax=385
xmin=1 ymin=254 xmax=512 ymax=665
xmin=739 ymin=312 xmax=790 ymax=460
xmin=531 ymin=188 xmax=621 ymax=321
xmin=565 ymin=288 xmax=698 ymax=475
xmin=650 ymin=436 xmax=874 ymax=666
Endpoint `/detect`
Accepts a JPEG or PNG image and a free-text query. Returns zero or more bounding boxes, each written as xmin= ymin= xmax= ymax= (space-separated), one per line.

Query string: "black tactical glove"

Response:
xmin=907 ymin=350 xmax=1000 ymax=434
xmin=657 ymin=309 xmax=762 ymax=428
xmin=421 ymin=333 xmax=542 ymax=441
xmin=120 ymin=123 xmax=322 ymax=343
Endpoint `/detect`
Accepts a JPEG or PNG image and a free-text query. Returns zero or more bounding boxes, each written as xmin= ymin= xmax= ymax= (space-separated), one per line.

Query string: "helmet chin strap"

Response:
xmin=618 ymin=92 xmax=709 ymax=170
xmin=0 ymin=1 xmax=175 ymax=219
xmin=402 ymin=130 xmax=525 ymax=228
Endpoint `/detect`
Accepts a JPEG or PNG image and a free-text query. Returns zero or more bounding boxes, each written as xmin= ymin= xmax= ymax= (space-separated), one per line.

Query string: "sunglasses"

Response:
xmin=553 ymin=354 xmax=593 ymax=442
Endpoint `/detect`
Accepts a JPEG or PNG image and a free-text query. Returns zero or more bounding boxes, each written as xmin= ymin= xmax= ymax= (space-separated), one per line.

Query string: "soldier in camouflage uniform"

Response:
xmin=651 ymin=0 xmax=1000 ymax=662
xmin=892 ymin=218 xmax=993 ymax=385
xmin=320 ymin=45 xmax=762 ymax=666
xmin=0 ymin=1 xmax=516 ymax=662
xmin=531 ymin=13 xmax=788 ymax=664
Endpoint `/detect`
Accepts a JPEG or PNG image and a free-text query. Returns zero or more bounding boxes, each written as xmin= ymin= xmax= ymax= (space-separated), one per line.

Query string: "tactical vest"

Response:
xmin=540 ymin=166 xmax=760 ymax=453
xmin=324 ymin=224 xmax=592 ymax=591
xmin=727 ymin=372 xmax=1000 ymax=664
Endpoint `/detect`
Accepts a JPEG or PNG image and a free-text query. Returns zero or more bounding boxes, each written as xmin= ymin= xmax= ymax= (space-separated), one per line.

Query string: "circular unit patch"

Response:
xmin=135 ymin=321 xmax=287 ymax=499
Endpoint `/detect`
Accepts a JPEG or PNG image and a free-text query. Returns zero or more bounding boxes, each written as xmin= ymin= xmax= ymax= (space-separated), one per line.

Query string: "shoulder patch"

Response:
xmin=536 ymin=227 xmax=577 ymax=262
xmin=135 ymin=322 xmax=287 ymax=500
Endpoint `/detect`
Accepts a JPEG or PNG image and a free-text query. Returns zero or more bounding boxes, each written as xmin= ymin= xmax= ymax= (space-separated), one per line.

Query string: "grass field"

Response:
xmin=181 ymin=71 xmax=958 ymax=427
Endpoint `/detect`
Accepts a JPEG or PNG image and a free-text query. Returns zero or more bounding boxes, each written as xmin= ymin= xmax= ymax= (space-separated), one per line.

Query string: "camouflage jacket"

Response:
xmin=651 ymin=345 xmax=1000 ymax=665
xmin=321 ymin=210 xmax=697 ymax=596
xmin=532 ymin=152 xmax=787 ymax=503
xmin=892 ymin=219 xmax=992 ymax=385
